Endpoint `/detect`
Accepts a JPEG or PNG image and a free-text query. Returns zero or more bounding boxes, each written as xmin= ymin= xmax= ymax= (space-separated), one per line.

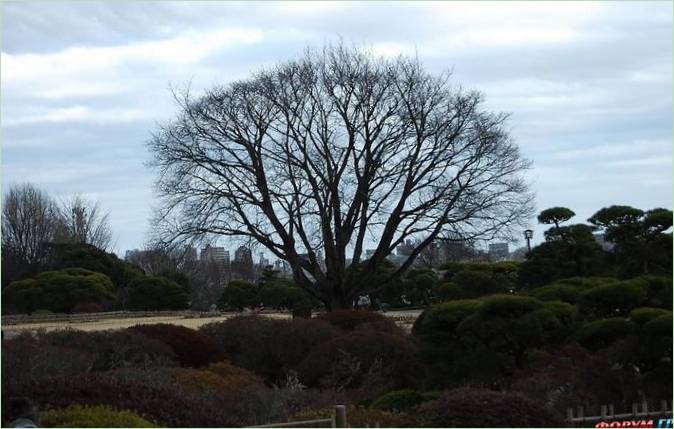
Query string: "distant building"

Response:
xmin=200 ymin=245 xmax=229 ymax=264
xmin=232 ymin=246 xmax=254 ymax=281
xmin=397 ymin=239 xmax=414 ymax=257
xmin=488 ymin=242 xmax=509 ymax=260
xmin=365 ymin=248 xmax=376 ymax=258
xmin=184 ymin=246 xmax=198 ymax=261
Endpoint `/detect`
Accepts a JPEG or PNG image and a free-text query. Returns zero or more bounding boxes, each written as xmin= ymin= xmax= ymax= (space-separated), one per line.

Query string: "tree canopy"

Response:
xmin=149 ymin=44 xmax=533 ymax=309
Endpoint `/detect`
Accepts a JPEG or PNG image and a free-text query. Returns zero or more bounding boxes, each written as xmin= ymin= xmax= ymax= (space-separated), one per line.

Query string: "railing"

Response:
xmin=247 ymin=405 xmax=347 ymax=428
xmin=566 ymin=400 xmax=672 ymax=427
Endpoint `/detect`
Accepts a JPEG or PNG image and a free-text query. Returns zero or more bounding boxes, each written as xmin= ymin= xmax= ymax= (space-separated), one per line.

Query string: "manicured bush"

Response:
xmin=528 ymin=283 xmax=582 ymax=304
xmin=200 ymin=316 xmax=339 ymax=381
xmin=449 ymin=270 xmax=510 ymax=298
xmin=2 ymin=333 xmax=96 ymax=391
xmin=39 ymin=328 xmax=177 ymax=372
xmin=173 ymin=363 xmax=263 ymax=397
xmin=315 ymin=310 xmax=395 ymax=332
xmin=575 ymin=318 xmax=636 ymax=351
xmin=634 ymin=276 xmax=673 ymax=309
xmin=126 ymin=276 xmax=189 ymax=311
xmin=297 ymin=330 xmax=420 ymax=390
xmin=407 ymin=388 xmax=566 ymax=427
xmin=218 ymin=280 xmax=258 ymax=310
xmin=127 ymin=324 xmax=226 ymax=368
xmin=41 ymin=404 xmax=157 ymax=428
xmin=641 ymin=314 xmax=672 ymax=359
xmin=370 ymin=389 xmax=431 ymax=412
xmin=292 ymin=299 xmax=313 ymax=319
xmin=411 ymin=299 xmax=482 ymax=339
xmin=579 ymin=280 xmax=647 ymax=318
xmin=11 ymin=370 xmax=240 ymax=427
xmin=2 ymin=268 xmax=116 ymax=314
xmin=629 ymin=307 xmax=671 ymax=325
xmin=433 ymin=281 xmax=463 ymax=301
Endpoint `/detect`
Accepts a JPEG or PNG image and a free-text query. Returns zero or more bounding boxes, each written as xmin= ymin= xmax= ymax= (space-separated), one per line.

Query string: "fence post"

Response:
xmin=335 ymin=405 xmax=347 ymax=428
xmin=642 ymin=400 xmax=649 ymax=415
xmin=600 ymin=405 xmax=607 ymax=419
xmin=566 ymin=408 xmax=574 ymax=422
xmin=661 ymin=400 xmax=668 ymax=413
xmin=632 ymin=403 xmax=639 ymax=417
xmin=608 ymin=404 xmax=615 ymax=417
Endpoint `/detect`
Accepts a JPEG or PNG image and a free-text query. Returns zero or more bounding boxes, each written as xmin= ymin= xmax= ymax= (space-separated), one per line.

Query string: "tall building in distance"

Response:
xmin=488 ymin=242 xmax=509 ymax=260
xmin=200 ymin=245 xmax=229 ymax=264
xmin=232 ymin=245 xmax=254 ymax=281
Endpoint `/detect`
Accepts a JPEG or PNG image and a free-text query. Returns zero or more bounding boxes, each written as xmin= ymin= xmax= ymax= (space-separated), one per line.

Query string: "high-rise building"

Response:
xmin=200 ymin=245 xmax=229 ymax=263
xmin=488 ymin=242 xmax=509 ymax=260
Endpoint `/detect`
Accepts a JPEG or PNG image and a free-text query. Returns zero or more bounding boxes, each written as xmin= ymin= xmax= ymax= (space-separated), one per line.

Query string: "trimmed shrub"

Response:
xmin=407 ymin=388 xmax=565 ymax=427
xmin=126 ymin=276 xmax=189 ymax=311
xmin=635 ymin=276 xmax=673 ymax=309
xmin=41 ymin=404 xmax=157 ymax=428
xmin=412 ymin=299 xmax=482 ymax=339
xmin=449 ymin=270 xmax=510 ymax=298
xmin=629 ymin=307 xmax=671 ymax=325
xmin=433 ymin=282 xmax=463 ymax=301
xmin=38 ymin=329 xmax=177 ymax=371
xmin=292 ymin=299 xmax=313 ymax=319
xmin=218 ymin=280 xmax=258 ymax=310
xmin=314 ymin=310 xmax=395 ymax=332
xmin=370 ymin=389 xmax=431 ymax=412
xmin=173 ymin=363 xmax=263 ymax=397
xmin=575 ymin=318 xmax=636 ymax=351
xmin=200 ymin=316 xmax=339 ymax=381
xmin=205 ymin=361 xmax=265 ymax=392
xmin=2 ymin=268 xmax=116 ymax=314
xmin=579 ymin=280 xmax=647 ymax=318
xmin=528 ymin=283 xmax=582 ymax=304
xmin=127 ymin=324 xmax=226 ymax=368
xmin=297 ymin=330 xmax=420 ymax=390
xmin=641 ymin=314 xmax=673 ymax=359
xmin=11 ymin=370 xmax=240 ymax=427
xmin=2 ymin=333 xmax=96 ymax=391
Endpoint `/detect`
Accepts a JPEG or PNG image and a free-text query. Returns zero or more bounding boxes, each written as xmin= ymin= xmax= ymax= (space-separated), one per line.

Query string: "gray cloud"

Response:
xmin=2 ymin=1 xmax=671 ymax=255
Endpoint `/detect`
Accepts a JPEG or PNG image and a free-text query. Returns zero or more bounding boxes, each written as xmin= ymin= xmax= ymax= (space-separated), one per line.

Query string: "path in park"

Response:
xmin=1 ymin=309 xmax=423 ymax=338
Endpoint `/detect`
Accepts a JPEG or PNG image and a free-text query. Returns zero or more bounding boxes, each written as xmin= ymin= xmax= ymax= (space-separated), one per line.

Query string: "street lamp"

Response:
xmin=524 ymin=229 xmax=533 ymax=252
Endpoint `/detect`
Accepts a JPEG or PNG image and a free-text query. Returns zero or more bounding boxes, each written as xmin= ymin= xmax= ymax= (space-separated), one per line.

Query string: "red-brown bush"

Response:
xmin=9 ymin=370 xmax=241 ymax=427
xmin=297 ymin=330 xmax=420 ymax=391
xmin=127 ymin=323 xmax=226 ymax=368
xmin=407 ymin=388 xmax=566 ymax=427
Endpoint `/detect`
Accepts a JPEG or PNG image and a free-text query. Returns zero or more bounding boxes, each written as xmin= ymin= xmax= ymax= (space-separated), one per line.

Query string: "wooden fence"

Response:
xmin=247 ymin=405 xmax=348 ymax=428
xmin=567 ymin=400 xmax=672 ymax=427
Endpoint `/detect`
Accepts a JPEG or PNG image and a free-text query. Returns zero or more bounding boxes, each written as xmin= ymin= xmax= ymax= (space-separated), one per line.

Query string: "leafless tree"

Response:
xmin=2 ymin=183 xmax=60 ymax=269
xmin=149 ymin=44 xmax=533 ymax=309
xmin=55 ymin=195 xmax=113 ymax=250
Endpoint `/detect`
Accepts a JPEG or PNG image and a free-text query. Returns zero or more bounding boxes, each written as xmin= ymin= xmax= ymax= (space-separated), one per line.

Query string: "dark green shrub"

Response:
xmin=2 ymin=268 xmax=116 ymax=314
xmin=433 ymin=282 xmax=463 ymax=301
xmin=200 ymin=316 xmax=339 ymax=381
xmin=575 ymin=318 xmax=635 ymax=351
xmin=370 ymin=389 xmax=430 ymax=411
xmin=127 ymin=324 xmax=226 ymax=368
xmin=41 ymin=404 xmax=157 ymax=428
xmin=629 ymin=307 xmax=671 ymax=325
xmin=641 ymin=314 xmax=672 ymax=359
xmin=450 ymin=270 xmax=510 ymax=298
xmin=634 ymin=276 xmax=673 ymax=309
xmin=218 ymin=280 xmax=258 ymax=310
xmin=407 ymin=388 xmax=565 ymax=427
xmin=297 ymin=330 xmax=420 ymax=390
xmin=412 ymin=299 xmax=482 ymax=339
xmin=528 ymin=283 xmax=582 ymax=304
xmin=292 ymin=299 xmax=313 ymax=319
xmin=126 ymin=276 xmax=189 ymax=311
xmin=579 ymin=280 xmax=647 ymax=318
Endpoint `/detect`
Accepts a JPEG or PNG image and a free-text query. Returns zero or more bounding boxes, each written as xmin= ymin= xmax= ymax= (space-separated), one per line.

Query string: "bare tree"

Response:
xmin=56 ymin=195 xmax=113 ymax=251
xmin=149 ymin=45 xmax=533 ymax=310
xmin=2 ymin=183 xmax=60 ymax=269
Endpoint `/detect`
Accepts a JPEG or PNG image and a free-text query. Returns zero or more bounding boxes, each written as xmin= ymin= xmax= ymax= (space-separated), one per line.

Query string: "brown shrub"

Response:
xmin=315 ymin=310 xmax=399 ymax=332
xmin=127 ymin=323 xmax=227 ymax=368
xmin=407 ymin=388 xmax=566 ymax=427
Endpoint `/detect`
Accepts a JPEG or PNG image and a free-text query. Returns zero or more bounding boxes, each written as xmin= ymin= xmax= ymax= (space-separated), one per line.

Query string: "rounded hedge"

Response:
xmin=412 ymin=299 xmax=482 ymax=339
xmin=126 ymin=276 xmax=189 ymax=311
xmin=314 ymin=310 xmax=393 ymax=331
xmin=629 ymin=307 xmax=671 ymax=325
xmin=578 ymin=280 xmax=647 ymax=318
xmin=407 ymin=388 xmax=566 ymax=427
xmin=41 ymin=404 xmax=157 ymax=428
xmin=575 ymin=318 xmax=636 ymax=351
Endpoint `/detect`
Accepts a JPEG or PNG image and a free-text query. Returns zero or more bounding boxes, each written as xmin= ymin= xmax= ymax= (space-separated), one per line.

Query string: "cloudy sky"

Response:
xmin=2 ymin=1 xmax=672 ymax=257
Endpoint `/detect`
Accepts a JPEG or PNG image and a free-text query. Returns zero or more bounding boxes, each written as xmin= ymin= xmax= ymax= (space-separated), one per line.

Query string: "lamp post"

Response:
xmin=524 ymin=229 xmax=533 ymax=252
